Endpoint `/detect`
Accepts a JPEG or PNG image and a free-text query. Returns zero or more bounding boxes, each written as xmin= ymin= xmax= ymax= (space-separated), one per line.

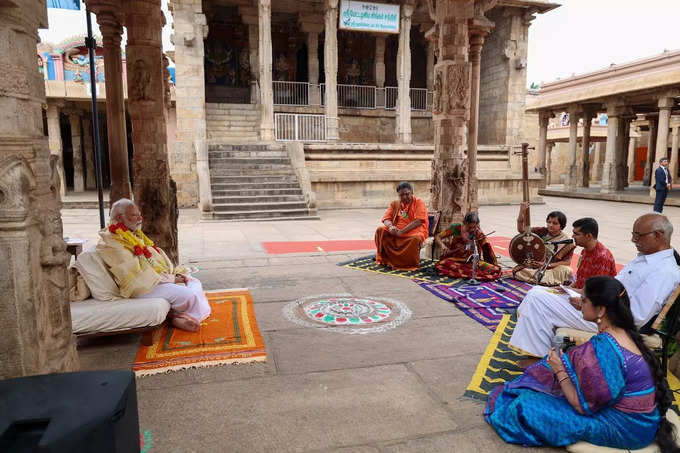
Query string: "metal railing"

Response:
xmin=273 ymin=81 xmax=310 ymax=106
xmin=275 ymin=113 xmax=327 ymax=142
xmin=321 ymin=83 xmax=377 ymax=109
xmin=384 ymin=87 xmax=428 ymax=111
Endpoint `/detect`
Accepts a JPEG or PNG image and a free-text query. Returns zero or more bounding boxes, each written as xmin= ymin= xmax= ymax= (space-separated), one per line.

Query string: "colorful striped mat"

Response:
xmin=338 ymin=254 xmax=465 ymax=286
xmin=418 ymin=278 xmax=533 ymax=331
xmin=133 ymin=289 xmax=266 ymax=376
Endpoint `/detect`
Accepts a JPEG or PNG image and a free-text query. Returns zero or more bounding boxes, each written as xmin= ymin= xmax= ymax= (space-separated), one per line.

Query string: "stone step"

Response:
xmin=212 ymin=194 xmax=306 ymax=204
xmin=209 ymin=150 xmax=288 ymax=158
xmin=210 ymin=169 xmax=296 ymax=177
xmin=207 ymin=134 xmax=260 ymax=140
xmin=209 ymin=144 xmax=284 ymax=151
xmin=210 ymin=175 xmax=298 ymax=184
xmin=211 ymin=187 xmax=303 ymax=197
xmin=212 ymin=209 xmax=317 ymax=221
xmin=210 ymin=182 xmax=301 ymax=190
xmin=213 ymin=201 xmax=309 ymax=212
xmin=206 ymin=125 xmax=260 ymax=132
xmin=206 ymin=110 xmax=259 ymax=117
xmin=206 ymin=103 xmax=259 ymax=110
xmin=209 ymin=158 xmax=292 ymax=168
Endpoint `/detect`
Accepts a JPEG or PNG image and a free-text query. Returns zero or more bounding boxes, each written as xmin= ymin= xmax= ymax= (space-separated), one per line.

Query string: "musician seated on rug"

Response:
xmin=487 ymin=276 xmax=678 ymax=451
xmin=509 ymin=213 xmax=680 ymax=359
xmin=512 ymin=202 xmax=575 ymax=286
xmin=374 ymin=181 xmax=429 ymax=271
xmin=96 ymin=198 xmax=211 ymax=332
xmin=433 ymin=211 xmax=501 ymax=281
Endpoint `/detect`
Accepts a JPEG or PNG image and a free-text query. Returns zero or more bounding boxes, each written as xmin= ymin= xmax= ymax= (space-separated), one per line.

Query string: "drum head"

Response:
xmin=509 ymin=232 xmax=546 ymax=266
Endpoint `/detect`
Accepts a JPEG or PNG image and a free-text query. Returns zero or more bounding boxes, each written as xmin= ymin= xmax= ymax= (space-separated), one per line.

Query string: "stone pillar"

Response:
xmin=627 ymin=134 xmax=638 ymax=184
xmin=601 ymin=103 xmax=621 ymax=193
xmin=324 ymin=0 xmax=340 ymax=141
xmin=300 ymin=20 xmax=323 ymax=106
xmin=546 ymin=142 xmax=554 ymax=185
xmin=248 ymin=24 xmax=259 ymax=104
xmin=124 ymin=0 xmax=179 ymax=262
xmin=258 ymin=0 xmax=275 ymax=141
xmin=429 ymin=0 xmax=481 ymax=227
xmin=650 ymin=97 xmax=673 ymax=194
xmin=670 ymin=125 xmax=679 ymax=186
xmin=0 ymin=0 xmax=78 ymax=378
xmin=426 ymin=40 xmax=435 ymax=91
xmin=69 ymin=112 xmax=84 ymax=192
xmin=172 ymin=0 xmax=210 ymax=211
xmin=46 ymin=103 xmax=66 ymax=197
xmin=537 ymin=111 xmax=549 ymax=187
xmin=593 ymin=142 xmax=605 ymax=183
xmin=565 ymin=105 xmax=579 ymax=191
xmin=375 ymin=35 xmax=386 ymax=88
xmin=82 ymin=115 xmax=96 ymax=190
xmin=395 ymin=2 xmax=414 ymax=144
xmin=580 ymin=110 xmax=593 ymax=187
xmin=643 ymin=118 xmax=658 ymax=186
xmin=94 ymin=8 xmax=132 ymax=203
xmin=616 ymin=116 xmax=630 ymax=191
xmin=467 ymin=18 xmax=492 ymax=209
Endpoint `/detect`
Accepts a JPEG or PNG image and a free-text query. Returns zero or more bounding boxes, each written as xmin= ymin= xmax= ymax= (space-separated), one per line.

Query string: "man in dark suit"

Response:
xmin=654 ymin=157 xmax=672 ymax=212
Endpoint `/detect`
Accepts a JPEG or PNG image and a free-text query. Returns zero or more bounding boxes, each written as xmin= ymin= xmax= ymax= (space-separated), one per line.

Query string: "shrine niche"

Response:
xmin=337 ymin=31 xmax=375 ymax=85
xmin=204 ymin=23 xmax=249 ymax=87
xmin=271 ymin=19 xmax=305 ymax=82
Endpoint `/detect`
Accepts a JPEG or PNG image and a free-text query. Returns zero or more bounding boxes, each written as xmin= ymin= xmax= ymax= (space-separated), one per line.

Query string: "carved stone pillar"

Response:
xmin=395 ymin=2 xmax=414 ymax=144
xmin=670 ymin=125 xmax=679 ymax=185
xmin=46 ymin=103 xmax=66 ymax=197
xmin=643 ymin=118 xmax=658 ymax=186
xmin=593 ymin=142 xmax=605 ymax=183
xmin=429 ymin=0 xmax=479 ymax=228
xmin=616 ymin=116 xmax=630 ymax=190
xmin=426 ymin=40 xmax=435 ymax=91
xmin=537 ymin=111 xmax=549 ymax=187
xmin=375 ymin=35 xmax=386 ymax=88
xmin=94 ymin=8 xmax=132 ymax=203
xmin=300 ymin=21 xmax=323 ymax=106
xmin=650 ymin=97 xmax=674 ymax=194
xmin=601 ymin=103 xmax=621 ymax=193
xmin=627 ymin=134 xmax=638 ymax=184
xmin=69 ymin=112 xmax=84 ymax=192
xmin=324 ymin=0 xmax=340 ymax=141
xmin=580 ymin=110 xmax=593 ymax=187
xmin=248 ymin=24 xmax=259 ymax=104
xmin=82 ymin=115 xmax=95 ymax=190
xmin=0 ymin=1 xmax=78 ymax=378
xmin=467 ymin=18 xmax=492 ymax=209
xmin=258 ymin=0 xmax=275 ymax=141
xmin=172 ymin=0 xmax=209 ymax=210
xmin=124 ymin=0 xmax=178 ymax=262
xmin=565 ymin=105 xmax=580 ymax=191
xmin=546 ymin=142 xmax=554 ymax=185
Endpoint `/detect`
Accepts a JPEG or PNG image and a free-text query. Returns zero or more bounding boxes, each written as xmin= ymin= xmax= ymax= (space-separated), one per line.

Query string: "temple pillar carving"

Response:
xmin=258 ymin=0 xmax=275 ymax=141
xmin=46 ymin=102 xmax=66 ymax=197
xmin=537 ymin=111 xmax=549 ymax=187
xmin=616 ymin=116 xmax=631 ymax=190
xmin=124 ymin=0 xmax=179 ymax=262
xmin=592 ymin=142 xmax=605 ymax=183
xmin=300 ymin=20 xmax=323 ymax=106
xmin=627 ymin=132 xmax=638 ymax=184
xmin=68 ymin=111 xmax=84 ymax=192
xmin=93 ymin=7 xmax=132 ymax=203
xmin=580 ymin=110 xmax=593 ymax=187
xmin=395 ymin=2 xmax=414 ymax=144
xmin=565 ymin=105 xmax=580 ymax=191
xmin=82 ymin=115 xmax=96 ymax=190
xmin=601 ymin=103 xmax=622 ymax=193
xmin=375 ymin=35 xmax=386 ymax=88
xmin=0 ymin=0 xmax=78 ymax=378
xmin=324 ymin=0 xmax=340 ymax=141
xmin=546 ymin=142 xmax=554 ymax=185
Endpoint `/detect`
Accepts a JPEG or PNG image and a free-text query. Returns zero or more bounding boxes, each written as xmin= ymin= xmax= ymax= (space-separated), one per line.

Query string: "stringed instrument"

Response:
xmin=509 ymin=143 xmax=546 ymax=266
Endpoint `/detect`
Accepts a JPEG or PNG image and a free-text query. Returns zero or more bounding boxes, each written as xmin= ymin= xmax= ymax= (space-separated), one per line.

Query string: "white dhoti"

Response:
xmin=509 ymin=286 xmax=597 ymax=357
xmin=139 ymin=278 xmax=211 ymax=322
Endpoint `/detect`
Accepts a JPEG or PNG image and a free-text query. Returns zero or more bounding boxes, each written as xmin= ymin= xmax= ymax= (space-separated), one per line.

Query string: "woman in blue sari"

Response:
xmin=485 ymin=276 xmax=678 ymax=451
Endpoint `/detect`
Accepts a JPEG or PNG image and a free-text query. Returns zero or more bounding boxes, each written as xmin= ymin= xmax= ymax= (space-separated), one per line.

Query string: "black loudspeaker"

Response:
xmin=0 ymin=370 xmax=140 ymax=453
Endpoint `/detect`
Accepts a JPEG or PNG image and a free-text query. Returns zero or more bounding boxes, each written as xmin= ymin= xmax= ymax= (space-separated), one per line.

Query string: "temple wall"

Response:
xmin=337 ymin=114 xmax=433 ymax=144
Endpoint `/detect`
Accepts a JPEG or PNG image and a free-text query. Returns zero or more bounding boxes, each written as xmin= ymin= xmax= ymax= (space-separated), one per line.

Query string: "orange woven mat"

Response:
xmin=133 ymin=289 xmax=266 ymax=376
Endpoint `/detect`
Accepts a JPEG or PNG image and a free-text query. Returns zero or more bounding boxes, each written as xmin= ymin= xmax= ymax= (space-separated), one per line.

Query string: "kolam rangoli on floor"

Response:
xmin=283 ymin=294 xmax=412 ymax=334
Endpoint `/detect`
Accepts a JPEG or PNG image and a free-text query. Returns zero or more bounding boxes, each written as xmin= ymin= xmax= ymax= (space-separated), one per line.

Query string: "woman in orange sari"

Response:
xmin=375 ymin=182 xmax=429 ymax=271
xmin=434 ymin=212 xmax=501 ymax=281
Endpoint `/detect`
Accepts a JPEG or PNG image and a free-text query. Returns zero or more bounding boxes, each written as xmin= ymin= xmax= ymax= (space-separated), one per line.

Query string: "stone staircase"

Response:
xmin=206 ymin=103 xmax=260 ymax=143
xmin=208 ymin=143 xmax=318 ymax=221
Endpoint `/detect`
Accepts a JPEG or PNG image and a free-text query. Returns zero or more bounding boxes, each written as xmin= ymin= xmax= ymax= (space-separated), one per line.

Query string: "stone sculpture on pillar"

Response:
xmin=69 ymin=111 xmax=85 ymax=192
xmin=427 ymin=0 xmax=494 ymax=229
xmin=124 ymin=0 xmax=179 ymax=263
xmin=0 ymin=1 xmax=79 ymax=379
xmin=46 ymin=102 xmax=67 ymax=197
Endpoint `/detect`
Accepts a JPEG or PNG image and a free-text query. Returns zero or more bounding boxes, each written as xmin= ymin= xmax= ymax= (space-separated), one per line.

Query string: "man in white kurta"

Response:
xmin=510 ymin=213 xmax=680 ymax=357
xmin=96 ymin=199 xmax=211 ymax=332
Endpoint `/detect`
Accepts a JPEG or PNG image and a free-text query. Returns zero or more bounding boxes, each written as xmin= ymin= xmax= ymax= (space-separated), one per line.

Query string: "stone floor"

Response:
xmin=64 ymin=196 xmax=679 ymax=452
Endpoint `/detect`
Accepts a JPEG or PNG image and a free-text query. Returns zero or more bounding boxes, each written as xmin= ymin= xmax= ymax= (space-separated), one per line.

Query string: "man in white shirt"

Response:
xmin=509 ymin=213 xmax=680 ymax=358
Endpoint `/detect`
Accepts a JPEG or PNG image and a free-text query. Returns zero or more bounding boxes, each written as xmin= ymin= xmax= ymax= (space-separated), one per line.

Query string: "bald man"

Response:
xmin=510 ymin=213 xmax=680 ymax=358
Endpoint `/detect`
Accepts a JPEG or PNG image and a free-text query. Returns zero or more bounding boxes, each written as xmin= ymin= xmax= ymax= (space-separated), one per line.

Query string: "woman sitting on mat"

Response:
xmin=434 ymin=212 xmax=501 ymax=281
xmin=486 ymin=276 xmax=677 ymax=451
xmin=512 ymin=202 xmax=575 ymax=286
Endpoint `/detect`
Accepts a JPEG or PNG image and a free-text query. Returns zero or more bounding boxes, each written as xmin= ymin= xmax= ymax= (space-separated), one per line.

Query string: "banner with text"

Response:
xmin=339 ymin=0 xmax=400 ymax=34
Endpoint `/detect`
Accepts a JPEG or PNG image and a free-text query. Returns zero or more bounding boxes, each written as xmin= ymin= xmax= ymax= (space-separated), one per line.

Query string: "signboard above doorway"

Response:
xmin=339 ymin=0 xmax=400 ymax=34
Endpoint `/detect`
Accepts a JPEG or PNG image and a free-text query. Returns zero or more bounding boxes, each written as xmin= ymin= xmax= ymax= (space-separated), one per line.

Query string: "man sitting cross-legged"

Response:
xmin=509 ymin=214 xmax=679 ymax=358
xmin=96 ymin=198 xmax=211 ymax=332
